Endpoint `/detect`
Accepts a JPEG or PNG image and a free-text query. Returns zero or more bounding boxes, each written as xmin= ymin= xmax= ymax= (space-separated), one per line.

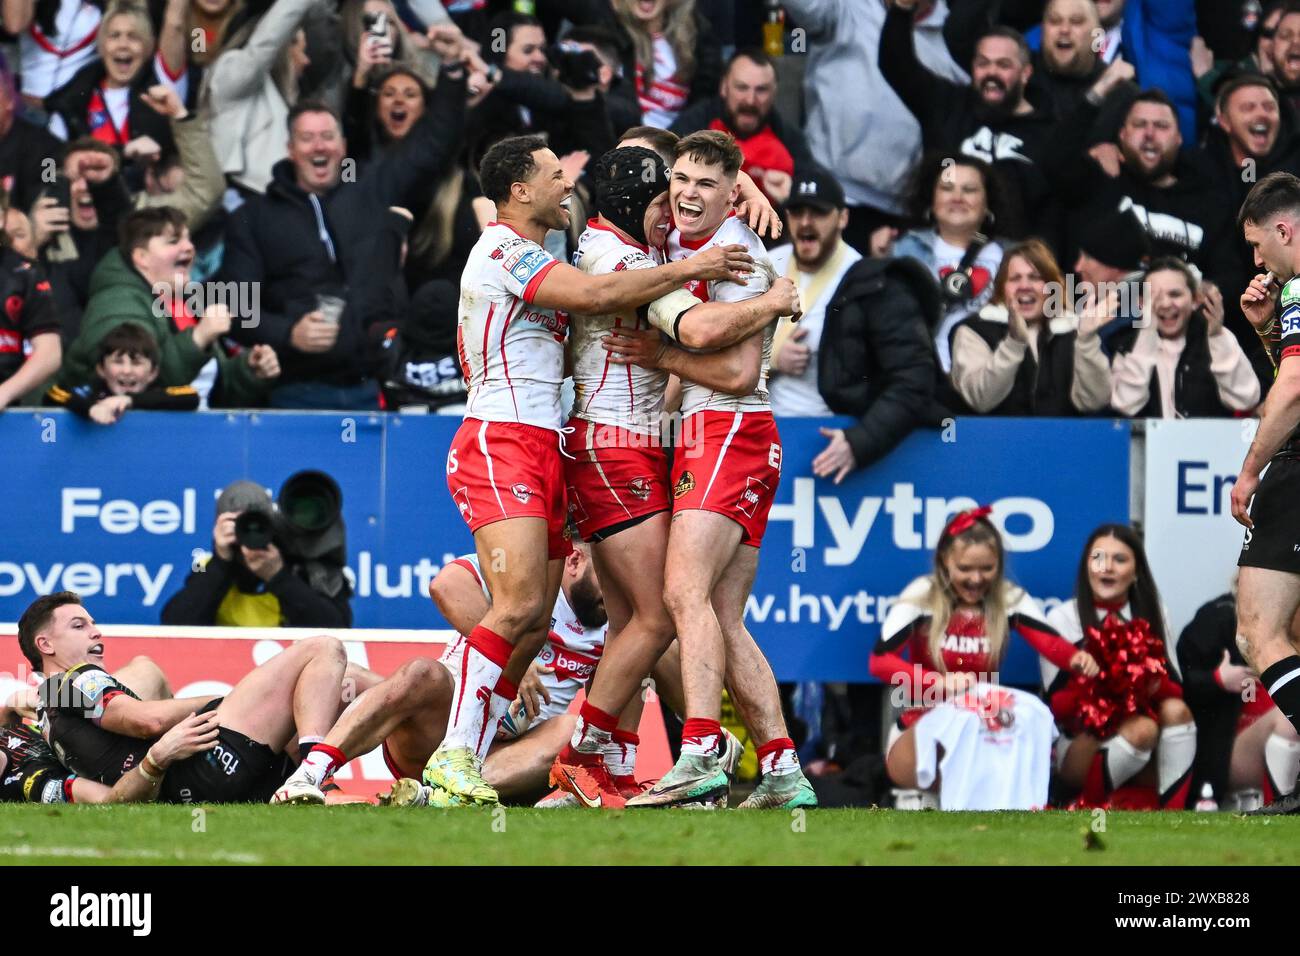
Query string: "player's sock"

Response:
xmin=298 ymin=735 xmax=325 ymax=761
xmin=603 ymin=729 xmax=639 ymax=779
xmin=560 ymin=701 xmax=619 ymax=764
xmin=474 ymin=675 xmax=518 ymax=761
xmin=442 ymin=624 xmax=512 ymax=751
xmin=1265 ymin=733 xmax=1300 ymax=796
xmin=680 ymin=718 xmax=723 ymax=759
xmin=298 ymin=743 xmax=347 ymax=787
xmin=1263 ymin=657 xmax=1300 ymax=736
xmin=755 ymin=737 xmax=800 ymax=777
xmin=1157 ymin=722 xmax=1196 ymax=808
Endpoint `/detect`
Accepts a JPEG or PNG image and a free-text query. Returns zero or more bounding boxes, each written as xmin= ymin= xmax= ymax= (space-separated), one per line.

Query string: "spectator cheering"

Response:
xmin=890 ymin=153 xmax=1008 ymax=375
xmin=5 ymin=0 xmax=104 ymax=104
xmin=601 ymin=0 xmax=719 ymax=129
xmin=1110 ymin=258 xmax=1260 ymax=418
xmin=950 ymin=239 xmax=1112 ymax=416
xmin=1070 ymin=205 xmax=1150 ymax=357
xmin=771 ymin=165 xmax=937 ymax=482
xmin=669 ymin=48 xmax=811 ymax=205
xmin=0 ymin=59 xmax=66 ymax=212
xmin=47 ymin=320 xmax=199 ymax=422
xmin=1044 ymin=524 xmax=1196 ymax=808
xmin=0 ymin=206 xmax=61 ymax=411
xmin=161 ymin=478 xmax=352 ymax=628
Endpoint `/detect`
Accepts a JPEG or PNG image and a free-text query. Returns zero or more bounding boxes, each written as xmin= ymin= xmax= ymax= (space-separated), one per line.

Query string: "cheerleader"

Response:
xmin=873 ymin=506 xmax=1097 ymax=791
xmin=1044 ymin=524 xmax=1197 ymax=808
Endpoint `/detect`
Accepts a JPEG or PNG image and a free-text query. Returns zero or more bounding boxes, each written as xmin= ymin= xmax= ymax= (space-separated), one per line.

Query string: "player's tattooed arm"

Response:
xmin=100 ymin=693 xmax=219 ymax=739
xmin=531 ymin=246 xmax=755 ymax=315
xmin=646 ymin=276 xmax=801 ymax=351
xmin=603 ymin=327 xmax=763 ymax=396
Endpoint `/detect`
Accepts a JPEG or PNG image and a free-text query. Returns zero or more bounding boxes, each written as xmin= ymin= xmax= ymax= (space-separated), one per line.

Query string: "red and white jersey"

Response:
xmin=913 ymin=684 xmax=1057 ymax=810
xmin=439 ymin=554 xmax=607 ymax=727
xmin=457 ymin=222 xmax=568 ymax=429
xmin=569 ymin=220 xmax=669 ymax=435
xmin=665 ymin=214 xmax=775 ymax=416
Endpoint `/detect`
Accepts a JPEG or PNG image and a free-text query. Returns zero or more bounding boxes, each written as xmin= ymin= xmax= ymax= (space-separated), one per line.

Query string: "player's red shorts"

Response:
xmin=446 ymin=418 xmax=571 ymax=560
xmin=671 ymin=410 xmax=781 ymax=547
xmin=562 ymin=417 xmax=671 ymax=541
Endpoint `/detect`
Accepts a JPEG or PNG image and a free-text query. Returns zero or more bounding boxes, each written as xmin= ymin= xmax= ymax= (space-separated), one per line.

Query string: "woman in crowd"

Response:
xmin=1045 ymin=524 xmax=1197 ymax=808
xmin=1110 ymin=257 xmax=1260 ymax=418
xmin=888 ymin=154 xmax=1009 ymax=377
xmin=44 ymin=0 xmax=190 ymax=161
xmin=4 ymin=0 xmax=104 ymax=106
xmin=333 ymin=0 xmax=429 ymax=113
xmin=950 ymin=239 xmax=1111 ymax=416
xmin=604 ymin=0 xmax=719 ymax=129
xmin=873 ymin=506 xmax=1097 ymax=794
xmin=186 ymin=0 xmax=242 ymax=70
xmin=1177 ymin=585 xmax=1300 ymax=813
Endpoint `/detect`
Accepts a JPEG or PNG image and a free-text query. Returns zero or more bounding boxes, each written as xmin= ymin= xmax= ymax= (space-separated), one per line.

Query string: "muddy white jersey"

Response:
xmin=456 ymin=222 xmax=568 ymax=429
xmin=664 ymin=214 xmax=775 ymax=416
xmin=438 ymin=554 xmax=607 ymax=729
xmin=568 ymin=221 xmax=669 ymax=435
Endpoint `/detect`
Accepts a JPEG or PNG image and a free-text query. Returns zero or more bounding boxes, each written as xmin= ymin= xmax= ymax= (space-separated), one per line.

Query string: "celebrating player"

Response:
xmin=20 ymin=591 xmax=352 ymax=803
xmin=427 ymin=134 xmax=762 ymax=807
xmin=1231 ymin=170 xmax=1300 ymax=813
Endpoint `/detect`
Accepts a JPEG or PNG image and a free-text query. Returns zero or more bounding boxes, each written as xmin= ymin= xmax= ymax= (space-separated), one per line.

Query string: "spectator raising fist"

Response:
xmin=194 ymin=302 xmax=232 ymax=350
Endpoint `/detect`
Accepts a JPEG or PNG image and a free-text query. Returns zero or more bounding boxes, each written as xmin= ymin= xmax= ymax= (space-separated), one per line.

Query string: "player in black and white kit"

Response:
xmin=1232 ymin=171 xmax=1300 ymax=813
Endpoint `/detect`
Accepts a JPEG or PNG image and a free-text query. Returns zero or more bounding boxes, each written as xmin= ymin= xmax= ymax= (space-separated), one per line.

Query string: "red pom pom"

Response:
xmin=1066 ymin=615 xmax=1167 ymax=739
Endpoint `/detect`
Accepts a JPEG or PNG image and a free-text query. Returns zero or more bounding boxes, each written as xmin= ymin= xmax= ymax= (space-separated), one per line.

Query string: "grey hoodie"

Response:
xmin=782 ymin=0 xmax=967 ymax=213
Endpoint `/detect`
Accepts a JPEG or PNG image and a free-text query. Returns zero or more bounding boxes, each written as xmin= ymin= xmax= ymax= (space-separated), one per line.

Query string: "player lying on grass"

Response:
xmin=549 ymin=140 xmax=801 ymax=807
xmin=1 ymin=671 xmax=221 ymax=804
xmin=19 ymin=591 xmax=357 ymax=803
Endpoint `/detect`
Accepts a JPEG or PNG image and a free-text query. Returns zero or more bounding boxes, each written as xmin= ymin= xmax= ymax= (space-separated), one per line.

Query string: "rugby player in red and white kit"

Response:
xmin=623 ymin=130 xmax=817 ymax=808
xmin=424 ymin=134 xmax=759 ymax=806
xmin=548 ymin=144 xmax=801 ymax=807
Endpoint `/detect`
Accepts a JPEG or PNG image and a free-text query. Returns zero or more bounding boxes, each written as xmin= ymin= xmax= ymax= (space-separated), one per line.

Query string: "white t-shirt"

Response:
xmin=637 ymin=34 xmax=689 ymax=129
xmin=766 ymin=241 xmax=861 ymax=417
xmin=438 ymin=554 xmax=607 ymax=732
xmin=19 ymin=0 xmax=101 ymax=100
xmin=568 ymin=221 xmax=669 ymax=435
xmin=661 ymin=214 xmax=775 ymax=416
xmin=457 ymin=222 xmax=567 ymax=429
xmin=913 ymin=684 xmax=1056 ymax=810
xmin=930 ymin=235 xmax=1003 ymax=373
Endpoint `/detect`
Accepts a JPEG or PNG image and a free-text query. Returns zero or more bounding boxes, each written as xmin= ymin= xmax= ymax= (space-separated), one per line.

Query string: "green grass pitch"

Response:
xmin=0 ymin=805 xmax=1297 ymax=865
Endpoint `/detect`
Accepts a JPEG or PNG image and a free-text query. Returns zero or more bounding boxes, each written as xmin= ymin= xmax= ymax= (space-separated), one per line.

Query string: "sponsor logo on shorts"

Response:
xmin=627 ymin=476 xmax=652 ymax=500
xmin=736 ymin=476 xmax=768 ymax=518
xmin=453 ymin=487 xmax=473 ymax=521
xmin=512 ymin=483 xmax=534 ymax=503
xmin=40 ymin=778 xmax=64 ymax=803
xmin=674 ymin=471 xmax=695 ymax=499
xmin=566 ymin=487 xmax=589 ymax=522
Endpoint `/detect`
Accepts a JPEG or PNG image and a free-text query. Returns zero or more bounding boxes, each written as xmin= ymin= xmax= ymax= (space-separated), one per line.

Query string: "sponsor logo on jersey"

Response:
xmin=72 ymin=670 xmax=112 ymax=703
xmin=736 ymin=476 xmax=768 ymax=517
xmin=1282 ymin=305 xmax=1300 ymax=338
xmin=627 ymin=476 xmax=652 ymax=500
xmin=453 ymin=486 xmax=473 ymax=521
xmin=512 ymin=483 xmax=534 ymax=503
xmin=508 ymin=249 xmax=553 ymax=286
xmin=40 ymin=778 xmax=64 ymax=803
xmin=674 ymin=470 xmax=695 ymax=499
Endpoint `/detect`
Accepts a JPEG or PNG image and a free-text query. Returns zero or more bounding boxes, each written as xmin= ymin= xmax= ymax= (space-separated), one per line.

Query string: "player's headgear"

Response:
xmin=593 ymin=146 xmax=670 ymax=247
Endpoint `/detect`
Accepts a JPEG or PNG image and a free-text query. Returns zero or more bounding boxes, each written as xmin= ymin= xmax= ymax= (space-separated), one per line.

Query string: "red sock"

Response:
xmin=562 ymin=701 xmax=619 ymax=762
xmin=681 ymin=718 xmax=722 ymax=757
xmin=756 ymin=737 xmax=798 ymax=776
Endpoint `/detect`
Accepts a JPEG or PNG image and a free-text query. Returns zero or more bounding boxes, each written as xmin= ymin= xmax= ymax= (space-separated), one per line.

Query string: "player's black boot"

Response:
xmin=1243 ymin=775 xmax=1300 ymax=815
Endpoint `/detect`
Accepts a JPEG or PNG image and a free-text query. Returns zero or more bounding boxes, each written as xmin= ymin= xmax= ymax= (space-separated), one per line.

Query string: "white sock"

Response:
xmin=441 ymin=636 xmax=508 ymax=754
xmin=297 ymin=747 xmax=342 ymax=787
xmin=474 ymin=690 xmax=513 ymax=761
xmin=603 ymin=735 xmax=638 ymax=777
xmin=1265 ymin=733 xmax=1300 ymax=795
xmin=1157 ymin=722 xmax=1197 ymax=796
xmin=1104 ymin=734 xmax=1152 ymax=788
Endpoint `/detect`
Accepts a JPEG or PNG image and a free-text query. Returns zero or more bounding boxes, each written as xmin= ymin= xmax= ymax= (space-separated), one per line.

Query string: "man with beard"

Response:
xmin=880 ymin=1 xmax=1123 ymax=243
xmin=669 ymin=49 xmax=813 ymax=206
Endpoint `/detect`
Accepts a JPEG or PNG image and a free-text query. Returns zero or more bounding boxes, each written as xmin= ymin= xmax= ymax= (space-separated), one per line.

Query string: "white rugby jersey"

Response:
xmin=664 ymin=213 xmax=775 ymax=416
xmin=456 ymin=223 xmax=568 ymax=429
xmin=439 ymin=554 xmax=607 ymax=731
xmin=568 ymin=220 xmax=669 ymax=436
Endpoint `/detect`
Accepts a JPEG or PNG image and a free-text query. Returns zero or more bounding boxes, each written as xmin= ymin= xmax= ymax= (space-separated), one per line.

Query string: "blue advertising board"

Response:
xmin=0 ymin=412 xmax=1130 ymax=683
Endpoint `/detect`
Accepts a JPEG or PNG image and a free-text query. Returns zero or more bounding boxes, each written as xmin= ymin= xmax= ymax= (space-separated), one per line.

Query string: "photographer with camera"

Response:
xmin=160 ymin=476 xmax=353 ymax=628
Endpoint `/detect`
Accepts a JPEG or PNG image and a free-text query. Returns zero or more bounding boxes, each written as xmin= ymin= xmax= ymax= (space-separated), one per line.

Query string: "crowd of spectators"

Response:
xmin=0 ymin=0 xmax=1283 ymax=468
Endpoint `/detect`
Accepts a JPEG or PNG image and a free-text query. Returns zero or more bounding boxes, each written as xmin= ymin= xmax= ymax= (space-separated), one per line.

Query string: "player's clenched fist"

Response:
xmin=1240 ymin=272 xmax=1279 ymax=331
xmin=690 ymin=243 xmax=754 ymax=283
xmin=768 ymin=275 xmax=801 ymax=319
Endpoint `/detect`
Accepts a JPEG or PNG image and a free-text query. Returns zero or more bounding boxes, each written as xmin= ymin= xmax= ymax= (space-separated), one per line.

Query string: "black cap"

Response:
xmin=785 ymin=165 xmax=845 ymax=212
xmin=1076 ymin=207 xmax=1150 ymax=272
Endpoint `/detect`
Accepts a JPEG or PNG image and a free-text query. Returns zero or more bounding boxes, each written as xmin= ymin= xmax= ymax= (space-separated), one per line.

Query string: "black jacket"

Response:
xmin=955 ymin=313 xmax=1088 ymax=417
xmin=1176 ymin=593 xmax=1246 ymax=804
xmin=43 ymin=58 xmax=186 ymax=166
xmin=467 ymin=69 xmax=615 ymax=168
xmin=221 ymin=72 xmax=463 ymax=384
xmin=817 ymin=256 xmax=941 ymax=467
xmin=160 ymin=554 xmax=352 ymax=628
xmin=1109 ymin=312 xmax=1237 ymax=418
xmin=0 ymin=117 xmax=65 ymax=213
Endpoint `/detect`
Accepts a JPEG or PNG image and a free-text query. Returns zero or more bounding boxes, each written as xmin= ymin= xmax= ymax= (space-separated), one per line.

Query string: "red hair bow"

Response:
xmin=944 ymin=505 xmax=993 ymax=538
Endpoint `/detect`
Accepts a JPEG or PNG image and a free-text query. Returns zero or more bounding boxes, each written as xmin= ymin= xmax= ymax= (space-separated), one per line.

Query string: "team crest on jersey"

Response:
xmin=674 ymin=471 xmax=695 ymax=499
xmin=627 ymin=476 xmax=653 ymax=500
xmin=614 ymin=260 xmax=627 ymax=272
xmin=490 ymin=248 xmax=504 ymax=260
xmin=453 ymin=487 xmax=473 ymax=521
xmin=736 ymin=477 xmax=767 ymax=517
xmin=512 ymin=483 xmax=534 ymax=503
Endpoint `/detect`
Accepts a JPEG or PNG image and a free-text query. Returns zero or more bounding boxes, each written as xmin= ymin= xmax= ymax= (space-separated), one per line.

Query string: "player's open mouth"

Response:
xmin=676 ymin=201 xmax=703 ymax=225
xmin=87 ymin=643 xmax=104 ymax=656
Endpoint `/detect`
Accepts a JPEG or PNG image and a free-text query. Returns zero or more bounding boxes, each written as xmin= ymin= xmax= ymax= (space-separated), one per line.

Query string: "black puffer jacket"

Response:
xmin=817 ymin=256 xmax=941 ymax=468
